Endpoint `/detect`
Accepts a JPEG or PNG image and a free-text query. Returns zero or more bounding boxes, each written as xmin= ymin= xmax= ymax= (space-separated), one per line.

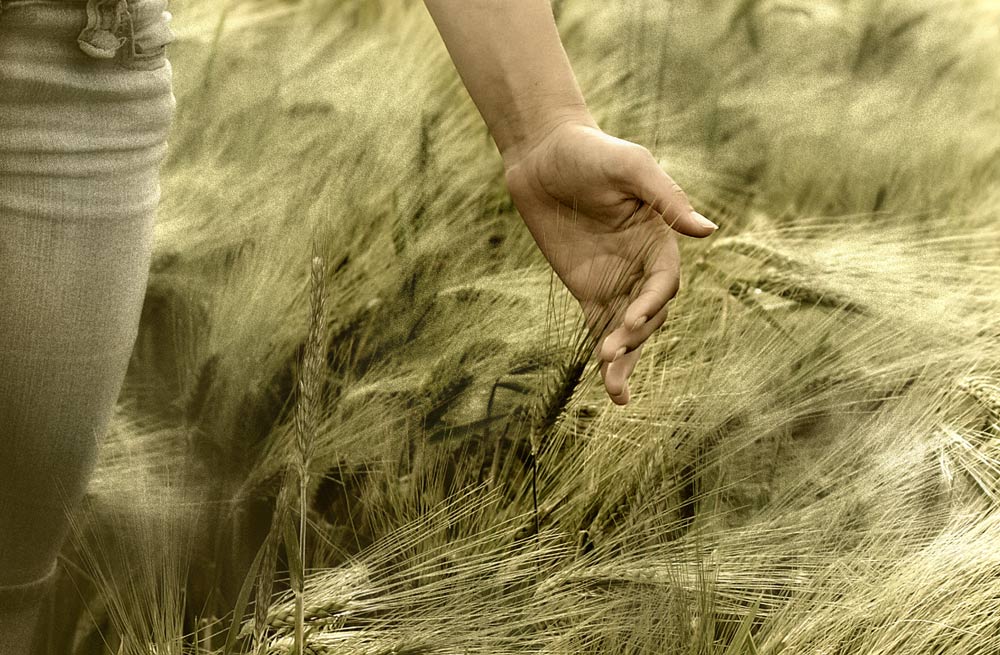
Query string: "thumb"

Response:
xmin=624 ymin=146 xmax=718 ymax=238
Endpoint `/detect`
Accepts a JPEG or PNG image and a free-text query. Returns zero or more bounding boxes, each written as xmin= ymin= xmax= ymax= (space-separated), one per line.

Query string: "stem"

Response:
xmin=531 ymin=442 xmax=540 ymax=548
xmin=295 ymin=467 xmax=306 ymax=655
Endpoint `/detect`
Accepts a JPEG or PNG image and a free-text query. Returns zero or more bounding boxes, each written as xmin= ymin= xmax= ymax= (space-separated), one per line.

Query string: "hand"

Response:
xmin=502 ymin=119 xmax=717 ymax=405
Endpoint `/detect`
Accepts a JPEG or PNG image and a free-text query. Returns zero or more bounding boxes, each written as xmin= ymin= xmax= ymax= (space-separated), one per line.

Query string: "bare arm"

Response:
xmin=424 ymin=1 xmax=719 ymax=405
xmin=421 ymin=0 xmax=594 ymax=164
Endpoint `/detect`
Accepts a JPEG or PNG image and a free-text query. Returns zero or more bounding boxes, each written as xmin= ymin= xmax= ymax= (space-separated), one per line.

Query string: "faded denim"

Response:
xmin=0 ymin=0 xmax=174 ymax=620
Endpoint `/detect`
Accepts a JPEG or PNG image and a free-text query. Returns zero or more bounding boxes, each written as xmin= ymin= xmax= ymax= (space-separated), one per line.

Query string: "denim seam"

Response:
xmin=0 ymin=561 xmax=59 ymax=610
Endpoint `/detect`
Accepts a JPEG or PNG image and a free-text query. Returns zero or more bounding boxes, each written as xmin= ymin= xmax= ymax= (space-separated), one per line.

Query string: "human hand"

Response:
xmin=502 ymin=119 xmax=717 ymax=405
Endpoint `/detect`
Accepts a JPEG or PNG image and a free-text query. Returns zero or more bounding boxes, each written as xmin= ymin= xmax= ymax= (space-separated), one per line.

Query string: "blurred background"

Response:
xmin=31 ymin=1 xmax=1000 ymax=653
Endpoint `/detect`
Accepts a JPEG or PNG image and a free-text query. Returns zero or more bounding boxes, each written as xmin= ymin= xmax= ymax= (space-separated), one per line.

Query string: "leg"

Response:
xmin=0 ymin=1 xmax=174 ymax=651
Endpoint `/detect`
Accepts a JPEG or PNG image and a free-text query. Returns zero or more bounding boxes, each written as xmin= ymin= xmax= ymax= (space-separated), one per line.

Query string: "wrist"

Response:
xmin=495 ymin=103 xmax=598 ymax=170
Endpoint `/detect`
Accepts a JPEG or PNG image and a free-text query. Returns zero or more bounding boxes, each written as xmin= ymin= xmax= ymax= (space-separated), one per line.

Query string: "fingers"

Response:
xmin=601 ymin=345 xmax=643 ymax=405
xmin=623 ymin=146 xmax=718 ymax=238
xmin=598 ymin=251 xmax=679 ymax=363
xmin=596 ymin=294 xmax=669 ymax=407
xmin=594 ymin=263 xmax=677 ymax=406
xmin=622 ymin=266 xmax=679 ymax=338
xmin=600 ymin=300 xmax=670 ymax=363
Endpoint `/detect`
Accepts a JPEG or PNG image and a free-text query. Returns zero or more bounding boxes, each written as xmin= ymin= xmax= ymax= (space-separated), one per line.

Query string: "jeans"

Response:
xmin=0 ymin=0 xmax=174 ymax=616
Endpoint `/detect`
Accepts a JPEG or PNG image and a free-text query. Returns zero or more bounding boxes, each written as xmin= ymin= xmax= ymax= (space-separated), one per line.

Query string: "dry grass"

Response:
xmin=39 ymin=0 xmax=1000 ymax=653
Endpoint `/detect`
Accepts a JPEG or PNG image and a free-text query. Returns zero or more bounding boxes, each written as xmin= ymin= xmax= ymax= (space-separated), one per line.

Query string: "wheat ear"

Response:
xmin=290 ymin=253 xmax=329 ymax=655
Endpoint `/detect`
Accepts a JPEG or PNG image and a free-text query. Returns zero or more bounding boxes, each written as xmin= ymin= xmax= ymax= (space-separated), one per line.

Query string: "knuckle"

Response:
xmin=626 ymin=143 xmax=654 ymax=168
xmin=669 ymin=181 xmax=692 ymax=209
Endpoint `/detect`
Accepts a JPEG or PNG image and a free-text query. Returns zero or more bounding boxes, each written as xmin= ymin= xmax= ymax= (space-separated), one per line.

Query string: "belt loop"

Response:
xmin=78 ymin=0 xmax=134 ymax=60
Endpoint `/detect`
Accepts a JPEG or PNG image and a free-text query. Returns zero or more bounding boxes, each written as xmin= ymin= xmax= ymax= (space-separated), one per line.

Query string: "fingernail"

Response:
xmin=692 ymin=211 xmax=718 ymax=230
xmin=632 ymin=315 xmax=648 ymax=331
xmin=613 ymin=346 xmax=626 ymax=361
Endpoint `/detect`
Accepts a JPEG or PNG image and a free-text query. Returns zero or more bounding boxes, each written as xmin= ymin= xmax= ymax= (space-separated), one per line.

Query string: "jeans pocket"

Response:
xmin=75 ymin=0 xmax=173 ymax=71
xmin=119 ymin=11 xmax=174 ymax=71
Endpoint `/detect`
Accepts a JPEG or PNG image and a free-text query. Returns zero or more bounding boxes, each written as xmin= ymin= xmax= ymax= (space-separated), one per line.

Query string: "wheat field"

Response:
xmin=29 ymin=1 xmax=1000 ymax=653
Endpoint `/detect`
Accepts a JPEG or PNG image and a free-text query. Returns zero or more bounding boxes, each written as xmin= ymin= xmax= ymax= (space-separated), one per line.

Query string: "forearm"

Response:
xmin=422 ymin=0 xmax=597 ymax=164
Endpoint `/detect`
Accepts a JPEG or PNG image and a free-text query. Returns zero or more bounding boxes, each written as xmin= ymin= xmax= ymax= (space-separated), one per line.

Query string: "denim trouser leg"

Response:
xmin=0 ymin=0 xmax=174 ymax=620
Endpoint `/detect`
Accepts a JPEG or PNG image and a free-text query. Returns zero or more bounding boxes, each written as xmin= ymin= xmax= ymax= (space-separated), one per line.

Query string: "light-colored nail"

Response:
xmin=692 ymin=211 xmax=718 ymax=230
xmin=632 ymin=315 xmax=648 ymax=331
xmin=613 ymin=346 xmax=626 ymax=361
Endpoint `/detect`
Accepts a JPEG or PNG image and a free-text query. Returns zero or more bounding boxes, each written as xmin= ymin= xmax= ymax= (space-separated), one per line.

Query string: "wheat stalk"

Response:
xmin=751 ymin=268 xmax=867 ymax=314
xmin=251 ymin=472 xmax=294 ymax=652
xmin=245 ymin=563 xmax=369 ymax=636
xmin=958 ymin=375 xmax=1000 ymax=427
xmin=266 ymin=633 xmax=439 ymax=655
xmin=290 ymin=253 xmax=329 ymax=655
xmin=242 ymin=255 xmax=330 ymax=653
xmin=710 ymin=235 xmax=812 ymax=271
